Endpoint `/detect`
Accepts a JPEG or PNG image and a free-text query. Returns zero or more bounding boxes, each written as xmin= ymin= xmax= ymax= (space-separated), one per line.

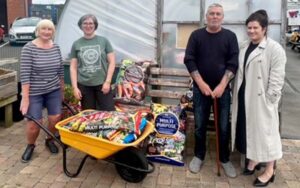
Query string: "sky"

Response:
xmin=32 ymin=0 xmax=66 ymax=4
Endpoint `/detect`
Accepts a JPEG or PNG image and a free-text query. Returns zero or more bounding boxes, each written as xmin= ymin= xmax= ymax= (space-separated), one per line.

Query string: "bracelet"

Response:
xmin=105 ymin=80 xmax=111 ymax=84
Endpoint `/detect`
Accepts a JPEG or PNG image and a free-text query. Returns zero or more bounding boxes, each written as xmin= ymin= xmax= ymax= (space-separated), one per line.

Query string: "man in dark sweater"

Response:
xmin=184 ymin=3 xmax=239 ymax=178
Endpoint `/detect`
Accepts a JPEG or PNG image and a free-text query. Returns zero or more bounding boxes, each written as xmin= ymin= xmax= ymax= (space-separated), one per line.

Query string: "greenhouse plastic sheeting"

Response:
xmin=55 ymin=0 xmax=157 ymax=62
xmin=56 ymin=0 xmax=285 ymax=66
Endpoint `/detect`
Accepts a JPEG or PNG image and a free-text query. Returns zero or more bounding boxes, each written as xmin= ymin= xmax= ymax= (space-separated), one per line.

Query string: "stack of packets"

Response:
xmin=114 ymin=59 xmax=153 ymax=105
xmin=146 ymin=103 xmax=187 ymax=166
xmin=63 ymin=110 xmax=150 ymax=144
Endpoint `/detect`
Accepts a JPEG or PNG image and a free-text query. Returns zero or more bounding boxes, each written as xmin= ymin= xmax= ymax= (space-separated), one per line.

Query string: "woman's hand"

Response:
xmin=102 ymin=82 xmax=111 ymax=94
xmin=20 ymin=97 xmax=29 ymax=115
xmin=73 ymin=87 xmax=82 ymax=100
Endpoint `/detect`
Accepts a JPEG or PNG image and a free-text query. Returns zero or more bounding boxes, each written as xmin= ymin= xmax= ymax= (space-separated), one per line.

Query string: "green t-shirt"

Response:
xmin=70 ymin=35 xmax=113 ymax=86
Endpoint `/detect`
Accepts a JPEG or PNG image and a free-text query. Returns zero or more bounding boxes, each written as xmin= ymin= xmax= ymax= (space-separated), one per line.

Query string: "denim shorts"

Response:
xmin=27 ymin=89 xmax=62 ymax=119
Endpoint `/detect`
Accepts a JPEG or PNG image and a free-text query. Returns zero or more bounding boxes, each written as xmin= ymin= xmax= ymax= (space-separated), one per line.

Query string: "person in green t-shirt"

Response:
xmin=70 ymin=14 xmax=116 ymax=111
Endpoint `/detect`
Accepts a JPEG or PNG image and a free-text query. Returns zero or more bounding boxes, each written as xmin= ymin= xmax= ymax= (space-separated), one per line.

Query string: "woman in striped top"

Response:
xmin=19 ymin=19 xmax=64 ymax=163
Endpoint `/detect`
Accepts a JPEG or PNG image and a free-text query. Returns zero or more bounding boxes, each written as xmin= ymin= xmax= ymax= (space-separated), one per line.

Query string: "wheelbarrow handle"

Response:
xmin=62 ymin=101 xmax=78 ymax=115
xmin=23 ymin=114 xmax=65 ymax=148
xmin=24 ymin=114 xmax=92 ymax=178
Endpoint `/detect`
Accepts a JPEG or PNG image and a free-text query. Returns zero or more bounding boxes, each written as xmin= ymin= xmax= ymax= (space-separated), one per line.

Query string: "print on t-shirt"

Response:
xmin=80 ymin=45 xmax=102 ymax=73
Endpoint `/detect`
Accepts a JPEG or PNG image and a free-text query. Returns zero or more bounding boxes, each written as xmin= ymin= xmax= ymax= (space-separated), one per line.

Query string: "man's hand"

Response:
xmin=212 ymin=83 xmax=226 ymax=98
xmin=212 ymin=70 xmax=234 ymax=98
xmin=198 ymin=82 xmax=213 ymax=96
xmin=191 ymin=71 xmax=213 ymax=96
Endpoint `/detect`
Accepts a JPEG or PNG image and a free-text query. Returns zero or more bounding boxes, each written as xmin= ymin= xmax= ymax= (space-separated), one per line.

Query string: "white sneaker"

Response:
xmin=221 ymin=161 xmax=237 ymax=178
xmin=189 ymin=156 xmax=202 ymax=173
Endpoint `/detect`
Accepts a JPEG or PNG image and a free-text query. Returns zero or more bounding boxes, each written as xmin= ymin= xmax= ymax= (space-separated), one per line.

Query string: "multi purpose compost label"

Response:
xmin=154 ymin=112 xmax=179 ymax=135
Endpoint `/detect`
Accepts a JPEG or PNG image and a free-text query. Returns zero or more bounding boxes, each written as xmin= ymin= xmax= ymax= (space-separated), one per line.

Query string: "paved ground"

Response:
xmin=0 ymin=119 xmax=300 ymax=188
xmin=281 ymin=46 xmax=300 ymax=139
xmin=0 ymin=42 xmax=23 ymax=59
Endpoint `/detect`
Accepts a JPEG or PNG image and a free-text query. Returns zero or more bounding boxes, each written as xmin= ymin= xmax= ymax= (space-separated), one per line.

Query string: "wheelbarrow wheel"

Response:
xmin=114 ymin=147 xmax=148 ymax=183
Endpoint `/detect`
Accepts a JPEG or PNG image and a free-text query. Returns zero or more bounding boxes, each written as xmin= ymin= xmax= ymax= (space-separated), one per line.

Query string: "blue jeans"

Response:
xmin=193 ymin=86 xmax=231 ymax=163
xmin=27 ymin=89 xmax=62 ymax=120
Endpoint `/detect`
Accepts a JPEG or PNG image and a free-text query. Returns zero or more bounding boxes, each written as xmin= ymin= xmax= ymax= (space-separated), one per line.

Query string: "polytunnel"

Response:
xmin=55 ymin=0 xmax=287 ymax=68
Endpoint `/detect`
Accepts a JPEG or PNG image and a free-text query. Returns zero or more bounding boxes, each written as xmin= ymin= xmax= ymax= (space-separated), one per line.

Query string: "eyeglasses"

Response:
xmin=82 ymin=22 xmax=94 ymax=26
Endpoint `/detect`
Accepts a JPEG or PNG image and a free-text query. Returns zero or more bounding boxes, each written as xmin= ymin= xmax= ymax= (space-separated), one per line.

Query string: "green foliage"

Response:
xmin=64 ymin=84 xmax=79 ymax=105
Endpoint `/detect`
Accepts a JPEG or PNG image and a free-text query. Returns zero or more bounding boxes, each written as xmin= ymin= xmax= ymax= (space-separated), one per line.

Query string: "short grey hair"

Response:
xmin=77 ymin=14 xmax=98 ymax=30
xmin=206 ymin=3 xmax=223 ymax=14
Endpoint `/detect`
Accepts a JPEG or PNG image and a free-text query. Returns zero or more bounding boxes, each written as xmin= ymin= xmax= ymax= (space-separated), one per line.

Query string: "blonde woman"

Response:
xmin=20 ymin=19 xmax=64 ymax=162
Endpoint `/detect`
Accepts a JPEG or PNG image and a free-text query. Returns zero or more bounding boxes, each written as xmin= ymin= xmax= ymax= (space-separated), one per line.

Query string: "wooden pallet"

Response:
xmin=0 ymin=68 xmax=17 ymax=127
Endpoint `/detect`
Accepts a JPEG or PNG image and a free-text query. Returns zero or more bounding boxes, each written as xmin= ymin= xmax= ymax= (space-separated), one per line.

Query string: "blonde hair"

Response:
xmin=35 ymin=19 xmax=55 ymax=38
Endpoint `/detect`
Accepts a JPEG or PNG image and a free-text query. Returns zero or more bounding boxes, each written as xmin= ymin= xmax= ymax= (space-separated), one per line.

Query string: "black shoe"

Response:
xmin=21 ymin=144 xmax=35 ymax=163
xmin=243 ymin=164 xmax=261 ymax=175
xmin=45 ymin=139 xmax=59 ymax=154
xmin=253 ymin=174 xmax=275 ymax=187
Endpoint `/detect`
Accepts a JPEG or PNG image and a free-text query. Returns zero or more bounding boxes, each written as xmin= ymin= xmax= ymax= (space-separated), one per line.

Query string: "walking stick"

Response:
xmin=213 ymin=98 xmax=221 ymax=176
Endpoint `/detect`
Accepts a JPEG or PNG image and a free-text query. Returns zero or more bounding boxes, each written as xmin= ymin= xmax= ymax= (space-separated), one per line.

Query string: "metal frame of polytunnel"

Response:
xmin=56 ymin=0 xmax=287 ymax=65
xmin=157 ymin=0 xmax=287 ymax=68
xmin=156 ymin=0 xmax=163 ymax=66
xmin=159 ymin=0 xmax=287 ymax=44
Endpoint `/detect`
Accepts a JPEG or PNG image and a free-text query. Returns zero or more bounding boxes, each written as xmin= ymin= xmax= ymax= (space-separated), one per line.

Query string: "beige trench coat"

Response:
xmin=231 ymin=37 xmax=286 ymax=162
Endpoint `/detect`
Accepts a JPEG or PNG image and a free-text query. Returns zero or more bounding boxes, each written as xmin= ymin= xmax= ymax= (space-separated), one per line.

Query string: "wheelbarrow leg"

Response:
xmin=23 ymin=114 xmax=89 ymax=178
xmin=213 ymin=98 xmax=221 ymax=176
xmin=62 ymin=148 xmax=89 ymax=177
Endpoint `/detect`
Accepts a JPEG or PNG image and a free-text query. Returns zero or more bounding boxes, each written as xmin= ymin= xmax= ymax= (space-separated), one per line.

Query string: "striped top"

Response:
xmin=20 ymin=42 xmax=64 ymax=96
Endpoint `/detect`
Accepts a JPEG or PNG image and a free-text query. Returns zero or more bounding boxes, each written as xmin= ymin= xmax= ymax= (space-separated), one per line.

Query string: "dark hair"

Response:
xmin=246 ymin=9 xmax=268 ymax=35
xmin=77 ymin=14 xmax=98 ymax=30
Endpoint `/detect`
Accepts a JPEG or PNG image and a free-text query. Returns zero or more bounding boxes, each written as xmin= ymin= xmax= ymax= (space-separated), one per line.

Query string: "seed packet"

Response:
xmin=114 ymin=59 xmax=153 ymax=105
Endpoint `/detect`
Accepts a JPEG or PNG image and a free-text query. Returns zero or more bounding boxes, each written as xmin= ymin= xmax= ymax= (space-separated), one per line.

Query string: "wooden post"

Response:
xmin=5 ymin=103 xmax=13 ymax=127
xmin=0 ymin=68 xmax=18 ymax=127
xmin=0 ymin=95 xmax=17 ymax=127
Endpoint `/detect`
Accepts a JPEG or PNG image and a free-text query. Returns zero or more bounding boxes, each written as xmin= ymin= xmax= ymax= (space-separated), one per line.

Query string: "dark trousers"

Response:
xmin=78 ymin=83 xmax=115 ymax=111
xmin=193 ymin=86 xmax=231 ymax=163
xmin=236 ymin=83 xmax=247 ymax=154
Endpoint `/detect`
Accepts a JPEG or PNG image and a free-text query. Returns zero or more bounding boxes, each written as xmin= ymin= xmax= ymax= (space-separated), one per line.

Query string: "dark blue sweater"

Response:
xmin=184 ymin=27 xmax=239 ymax=89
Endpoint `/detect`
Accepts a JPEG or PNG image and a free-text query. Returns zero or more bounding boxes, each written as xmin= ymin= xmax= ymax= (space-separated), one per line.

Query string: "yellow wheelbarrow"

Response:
xmin=24 ymin=109 xmax=155 ymax=183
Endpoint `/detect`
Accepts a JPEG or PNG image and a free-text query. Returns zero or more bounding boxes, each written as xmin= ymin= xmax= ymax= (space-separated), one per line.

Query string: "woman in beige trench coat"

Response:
xmin=231 ymin=10 xmax=286 ymax=187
